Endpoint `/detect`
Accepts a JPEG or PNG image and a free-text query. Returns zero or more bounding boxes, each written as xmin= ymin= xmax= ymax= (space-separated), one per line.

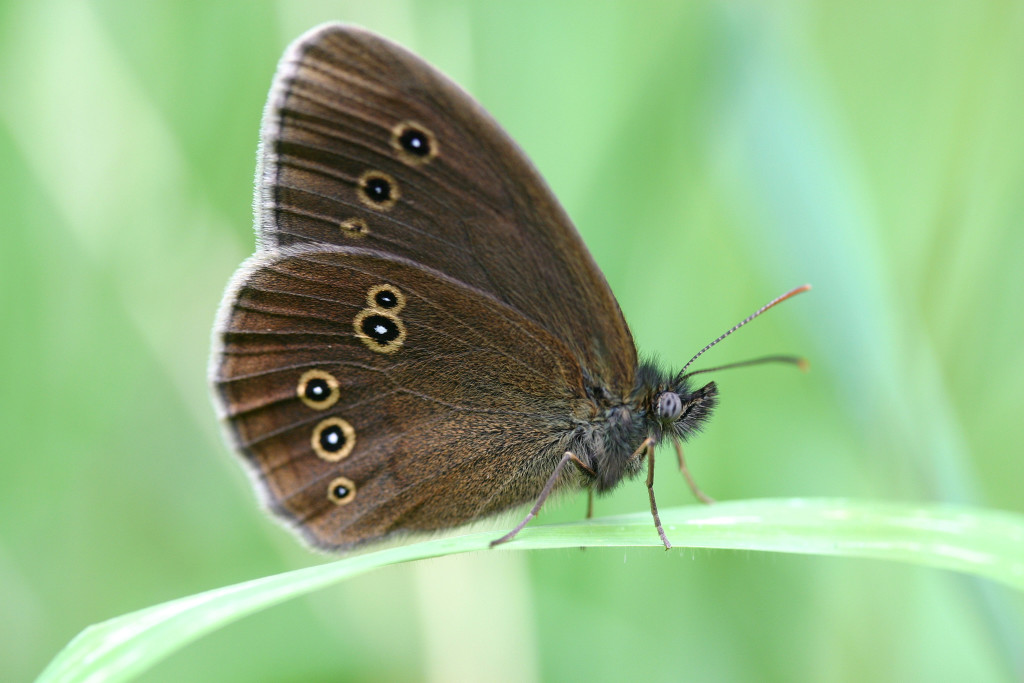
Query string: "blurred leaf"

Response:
xmin=38 ymin=498 xmax=1024 ymax=683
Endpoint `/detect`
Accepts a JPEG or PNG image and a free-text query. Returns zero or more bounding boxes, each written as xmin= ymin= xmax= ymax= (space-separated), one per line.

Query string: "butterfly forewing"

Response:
xmin=258 ymin=24 xmax=637 ymax=390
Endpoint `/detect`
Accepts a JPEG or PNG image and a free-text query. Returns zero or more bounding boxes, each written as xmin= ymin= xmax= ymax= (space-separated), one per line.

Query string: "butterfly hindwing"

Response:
xmin=213 ymin=245 xmax=589 ymax=550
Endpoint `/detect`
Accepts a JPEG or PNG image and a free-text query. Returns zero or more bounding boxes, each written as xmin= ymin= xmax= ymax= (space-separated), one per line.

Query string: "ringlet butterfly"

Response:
xmin=211 ymin=24 xmax=808 ymax=552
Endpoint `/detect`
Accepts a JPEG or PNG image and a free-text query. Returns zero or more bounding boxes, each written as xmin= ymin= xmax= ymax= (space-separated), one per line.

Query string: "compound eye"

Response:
xmin=656 ymin=392 xmax=684 ymax=421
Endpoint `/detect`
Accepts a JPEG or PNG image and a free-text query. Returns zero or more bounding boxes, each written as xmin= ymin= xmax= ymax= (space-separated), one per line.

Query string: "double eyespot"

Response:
xmin=353 ymin=283 xmax=407 ymax=354
xmin=296 ymin=369 xmax=358 ymax=505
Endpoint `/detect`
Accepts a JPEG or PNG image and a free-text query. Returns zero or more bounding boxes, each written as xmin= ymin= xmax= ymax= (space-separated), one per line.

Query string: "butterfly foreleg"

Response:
xmin=489 ymin=450 xmax=588 ymax=548
xmin=672 ymin=435 xmax=715 ymax=504
xmin=645 ymin=445 xmax=672 ymax=550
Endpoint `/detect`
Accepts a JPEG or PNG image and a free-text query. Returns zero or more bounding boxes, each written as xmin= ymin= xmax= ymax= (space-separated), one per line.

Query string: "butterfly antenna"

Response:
xmin=678 ymin=284 xmax=811 ymax=378
xmin=681 ymin=355 xmax=809 ymax=380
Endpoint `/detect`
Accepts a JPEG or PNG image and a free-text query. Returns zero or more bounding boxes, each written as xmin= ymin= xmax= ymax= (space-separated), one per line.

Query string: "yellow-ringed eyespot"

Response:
xmin=353 ymin=308 xmax=406 ymax=354
xmin=358 ymin=170 xmax=399 ymax=209
xmin=391 ymin=121 xmax=438 ymax=165
xmin=327 ymin=476 xmax=356 ymax=505
xmin=311 ymin=417 xmax=356 ymax=461
xmin=366 ymin=283 xmax=406 ymax=313
xmin=297 ymin=369 xmax=340 ymax=410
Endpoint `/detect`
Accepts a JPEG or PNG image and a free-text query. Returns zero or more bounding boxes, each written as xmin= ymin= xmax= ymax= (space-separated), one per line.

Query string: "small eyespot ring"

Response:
xmin=357 ymin=170 xmax=399 ymax=210
xmin=391 ymin=121 xmax=438 ymax=165
xmin=353 ymin=309 xmax=406 ymax=354
xmin=339 ymin=217 xmax=368 ymax=237
xmin=297 ymin=369 xmax=340 ymax=410
xmin=366 ymin=283 xmax=406 ymax=313
xmin=327 ymin=476 xmax=357 ymax=505
xmin=311 ymin=417 xmax=356 ymax=462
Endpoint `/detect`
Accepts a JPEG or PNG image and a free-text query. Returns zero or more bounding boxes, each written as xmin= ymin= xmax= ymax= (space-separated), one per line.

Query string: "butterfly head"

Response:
xmin=632 ymin=360 xmax=717 ymax=444
xmin=652 ymin=380 xmax=718 ymax=441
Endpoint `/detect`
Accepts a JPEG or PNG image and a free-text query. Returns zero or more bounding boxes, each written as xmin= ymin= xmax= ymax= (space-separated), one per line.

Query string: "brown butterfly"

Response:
xmin=211 ymin=23 xmax=808 ymax=552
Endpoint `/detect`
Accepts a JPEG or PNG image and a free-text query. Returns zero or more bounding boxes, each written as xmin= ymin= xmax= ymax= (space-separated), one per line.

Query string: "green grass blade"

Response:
xmin=37 ymin=498 xmax=1024 ymax=683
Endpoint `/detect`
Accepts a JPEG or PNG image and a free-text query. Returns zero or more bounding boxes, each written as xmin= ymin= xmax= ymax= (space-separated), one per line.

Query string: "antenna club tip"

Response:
xmin=797 ymin=358 xmax=810 ymax=372
xmin=775 ymin=283 xmax=812 ymax=306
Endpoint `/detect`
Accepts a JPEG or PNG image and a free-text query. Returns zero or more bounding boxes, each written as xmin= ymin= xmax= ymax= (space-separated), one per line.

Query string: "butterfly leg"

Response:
xmin=646 ymin=446 xmax=672 ymax=550
xmin=490 ymin=451 xmax=586 ymax=548
xmin=672 ymin=436 xmax=715 ymax=504
xmin=630 ymin=436 xmax=655 ymax=462
xmin=585 ymin=489 xmax=594 ymax=519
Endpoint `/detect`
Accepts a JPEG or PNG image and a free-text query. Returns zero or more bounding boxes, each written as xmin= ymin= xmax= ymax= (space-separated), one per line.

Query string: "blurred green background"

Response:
xmin=2 ymin=1 xmax=1023 ymax=680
